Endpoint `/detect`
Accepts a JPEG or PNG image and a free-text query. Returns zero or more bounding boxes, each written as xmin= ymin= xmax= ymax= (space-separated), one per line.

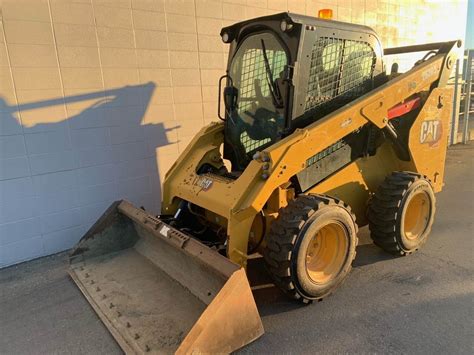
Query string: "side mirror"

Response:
xmin=223 ymin=86 xmax=238 ymax=112
xmin=218 ymin=74 xmax=238 ymax=120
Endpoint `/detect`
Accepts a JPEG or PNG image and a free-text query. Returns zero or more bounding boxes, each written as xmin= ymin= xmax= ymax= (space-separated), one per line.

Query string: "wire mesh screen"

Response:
xmin=239 ymin=131 xmax=269 ymax=153
xmin=238 ymin=49 xmax=286 ymax=153
xmin=238 ymin=49 xmax=286 ymax=114
xmin=305 ymin=37 xmax=375 ymax=112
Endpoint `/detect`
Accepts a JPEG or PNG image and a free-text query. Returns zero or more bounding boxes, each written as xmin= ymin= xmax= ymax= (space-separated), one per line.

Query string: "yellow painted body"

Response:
xmin=161 ymin=49 xmax=456 ymax=268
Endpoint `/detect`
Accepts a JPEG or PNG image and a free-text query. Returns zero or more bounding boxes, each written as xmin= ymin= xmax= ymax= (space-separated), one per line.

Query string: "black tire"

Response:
xmin=263 ymin=195 xmax=358 ymax=304
xmin=368 ymin=171 xmax=436 ymax=256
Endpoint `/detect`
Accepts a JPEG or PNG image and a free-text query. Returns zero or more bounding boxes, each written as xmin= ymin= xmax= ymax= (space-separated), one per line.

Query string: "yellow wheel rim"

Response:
xmin=305 ymin=222 xmax=348 ymax=284
xmin=404 ymin=191 xmax=430 ymax=240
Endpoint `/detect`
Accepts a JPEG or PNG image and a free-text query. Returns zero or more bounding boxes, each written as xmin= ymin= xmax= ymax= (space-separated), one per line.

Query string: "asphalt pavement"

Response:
xmin=0 ymin=143 xmax=473 ymax=354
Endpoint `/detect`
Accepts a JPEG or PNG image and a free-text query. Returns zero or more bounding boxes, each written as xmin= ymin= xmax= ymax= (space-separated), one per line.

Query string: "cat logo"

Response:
xmin=420 ymin=119 xmax=442 ymax=146
xmin=194 ymin=176 xmax=213 ymax=191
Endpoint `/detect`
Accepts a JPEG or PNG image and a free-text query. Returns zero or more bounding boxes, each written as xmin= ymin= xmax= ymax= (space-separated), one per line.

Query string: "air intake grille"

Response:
xmin=305 ymin=37 xmax=375 ymax=112
xmin=306 ymin=140 xmax=347 ymax=167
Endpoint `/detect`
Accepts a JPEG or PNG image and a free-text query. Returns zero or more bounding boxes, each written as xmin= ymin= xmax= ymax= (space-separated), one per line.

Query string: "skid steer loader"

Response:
xmin=69 ymin=12 xmax=460 ymax=354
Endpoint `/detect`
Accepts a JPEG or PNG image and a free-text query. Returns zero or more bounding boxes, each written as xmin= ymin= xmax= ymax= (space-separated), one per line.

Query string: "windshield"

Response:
xmin=226 ymin=32 xmax=288 ymax=160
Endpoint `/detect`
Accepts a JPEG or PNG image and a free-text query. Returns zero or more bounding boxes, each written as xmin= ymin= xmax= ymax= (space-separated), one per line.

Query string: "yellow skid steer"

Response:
xmin=69 ymin=12 xmax=460 ymax=354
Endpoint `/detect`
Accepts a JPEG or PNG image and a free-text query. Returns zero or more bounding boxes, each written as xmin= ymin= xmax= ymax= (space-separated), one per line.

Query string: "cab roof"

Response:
xmin=221 ymin=12 xmax=378 ymax=39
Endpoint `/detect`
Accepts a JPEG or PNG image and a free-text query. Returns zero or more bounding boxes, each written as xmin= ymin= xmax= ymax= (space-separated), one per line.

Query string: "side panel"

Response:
xmin=401 ymin=87 xmax=452 ymax=192
xmin=307 ymin=143 xmax=403 ymax=225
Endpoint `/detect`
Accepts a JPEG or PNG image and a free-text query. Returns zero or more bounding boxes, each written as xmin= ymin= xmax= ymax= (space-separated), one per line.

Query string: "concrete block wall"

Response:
xmin=0 ymin=0 xmax=468 ymax=267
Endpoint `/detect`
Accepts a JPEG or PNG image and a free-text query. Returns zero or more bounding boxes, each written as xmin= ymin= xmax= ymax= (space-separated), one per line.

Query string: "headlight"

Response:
xmin=221 ymin=32 xmax=231 ymax=43
xmin=280 ymin=19 xmax=293 ymax=32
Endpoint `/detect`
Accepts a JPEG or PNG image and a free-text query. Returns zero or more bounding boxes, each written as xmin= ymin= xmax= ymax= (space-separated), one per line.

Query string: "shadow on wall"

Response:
xmin=0 ymin=83 xmax=179 ymax=266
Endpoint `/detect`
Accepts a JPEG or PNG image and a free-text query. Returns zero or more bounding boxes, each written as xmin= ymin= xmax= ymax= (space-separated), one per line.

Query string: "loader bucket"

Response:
xmin=69 ymin=200 xmax=263 ymax=354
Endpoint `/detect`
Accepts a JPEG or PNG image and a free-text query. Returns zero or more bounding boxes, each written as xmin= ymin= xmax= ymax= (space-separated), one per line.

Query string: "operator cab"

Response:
xmin=220 ymin=12 xmax=384 ymax=171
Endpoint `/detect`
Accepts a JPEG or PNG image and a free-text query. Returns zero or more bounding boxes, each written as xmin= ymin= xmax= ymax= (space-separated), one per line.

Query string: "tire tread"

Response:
xmin=367 ymin=171 xmax=433 ymax=256
xmin=264 ymin=194 xmax=358 ymax=303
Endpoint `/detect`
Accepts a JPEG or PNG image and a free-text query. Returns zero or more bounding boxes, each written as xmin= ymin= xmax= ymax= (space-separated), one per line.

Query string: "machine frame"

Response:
xmin=162 ymin=35 xmax=459 ymax=268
